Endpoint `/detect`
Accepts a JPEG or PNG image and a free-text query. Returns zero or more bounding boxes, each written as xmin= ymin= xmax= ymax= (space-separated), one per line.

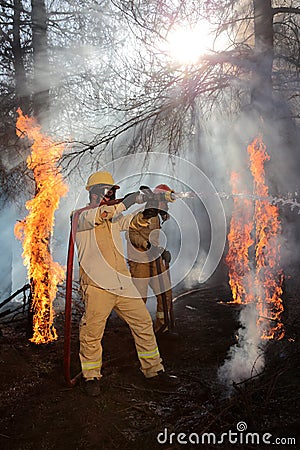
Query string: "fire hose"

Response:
xmin=165 ymin=260 xmax=176 ymax=330
xmin=154 ymin=255 xmax=175 ymax=333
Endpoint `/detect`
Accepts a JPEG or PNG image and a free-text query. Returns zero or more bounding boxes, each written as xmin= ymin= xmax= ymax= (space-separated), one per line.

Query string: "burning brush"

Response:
xmin=219 ymin=136 xmax=285 ymax=389
xmin=226 ymin=136 xmax=284 ymax=341
xmin=14 ymin=108 xmax=68 ymax=344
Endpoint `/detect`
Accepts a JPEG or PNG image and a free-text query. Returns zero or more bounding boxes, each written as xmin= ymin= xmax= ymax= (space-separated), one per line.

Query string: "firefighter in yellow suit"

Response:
xmin=127 ymin=185 xmax=174 ymax=333
xmin=75 ymin=172 xmax=178 ymax=396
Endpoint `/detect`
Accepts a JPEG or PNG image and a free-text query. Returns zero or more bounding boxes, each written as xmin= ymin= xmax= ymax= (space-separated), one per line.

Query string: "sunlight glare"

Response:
xmin=166 ymin=22 xmax=213 ymax=65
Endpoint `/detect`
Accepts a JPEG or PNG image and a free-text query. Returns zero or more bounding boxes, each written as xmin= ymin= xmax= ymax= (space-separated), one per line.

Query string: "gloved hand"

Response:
xmin=139 ymin=186 xmax=159 ymax=218
xmin=139 ymin=186 xmax=153 ymax=199
xmin=122 ymin=192 xmax=140 ymax=209
xmin=139 ymin=185 xmax=175 ymax=203
xmin=161 ymin=249 xmax=171 ymax=264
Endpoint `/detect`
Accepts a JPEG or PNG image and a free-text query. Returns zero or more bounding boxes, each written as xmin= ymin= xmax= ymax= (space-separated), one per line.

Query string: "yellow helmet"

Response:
xmin=85 ymin=171 xmax=119 ymax=191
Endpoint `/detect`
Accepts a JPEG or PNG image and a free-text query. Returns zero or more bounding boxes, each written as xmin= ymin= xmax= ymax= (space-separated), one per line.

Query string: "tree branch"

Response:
xmin=272 ymin=7 xmax=300 ymax=16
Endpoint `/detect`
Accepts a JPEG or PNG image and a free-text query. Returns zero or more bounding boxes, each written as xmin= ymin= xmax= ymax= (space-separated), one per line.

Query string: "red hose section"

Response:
xmin=64 ymin=219 xmax=75 ymax=386
xmin=64 ymin=208 xmax=86 ymax=386
xmin=156 ymin=257 xmax=176 ymax=332
xmin=165 ymin=260 xmax=175 ymax=331
xmin=63 ymin=199 xmax=123 ymax=387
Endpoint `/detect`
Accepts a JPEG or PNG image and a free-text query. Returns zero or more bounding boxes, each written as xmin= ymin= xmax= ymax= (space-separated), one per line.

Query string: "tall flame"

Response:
xmin=248 ymin=137 xmax=284 ymax=340
xmin=14 ymin=108 xmax=68 ymax=344
xmin=226 ymin=172 xmax=254 ymax=304
xmin=226 ymin=136 xmax=284 ymax=340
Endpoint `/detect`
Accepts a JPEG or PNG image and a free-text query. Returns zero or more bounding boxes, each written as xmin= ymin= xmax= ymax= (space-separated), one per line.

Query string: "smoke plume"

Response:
xmin=218 ymin=303 xmax=265 ymax=394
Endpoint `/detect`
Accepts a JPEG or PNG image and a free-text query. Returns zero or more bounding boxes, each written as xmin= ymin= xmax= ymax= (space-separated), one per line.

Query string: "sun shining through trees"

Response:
xmin=165 ymin=21 xmax=228 ymax=65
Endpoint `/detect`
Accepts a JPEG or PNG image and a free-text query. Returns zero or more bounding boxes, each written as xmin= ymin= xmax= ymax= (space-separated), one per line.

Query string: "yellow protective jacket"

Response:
xmin=75 ymin=203 xmax=150 ymax=295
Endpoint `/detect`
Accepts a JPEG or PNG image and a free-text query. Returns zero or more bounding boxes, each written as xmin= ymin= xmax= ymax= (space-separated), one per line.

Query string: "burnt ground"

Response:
xmin=0 ymin=282 xmax=299 ymax=450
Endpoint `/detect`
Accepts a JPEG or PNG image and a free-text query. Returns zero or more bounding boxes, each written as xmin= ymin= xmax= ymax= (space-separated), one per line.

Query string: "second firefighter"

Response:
xmin=127 ymin=184 xmax=175 ymax=333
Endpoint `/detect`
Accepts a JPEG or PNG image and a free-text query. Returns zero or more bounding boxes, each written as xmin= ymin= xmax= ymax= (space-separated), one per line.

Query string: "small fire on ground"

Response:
xmin=226 ymin=136 xmax=284 ymax=340
xmin=14 ymin=108 xmax=68 ymax=344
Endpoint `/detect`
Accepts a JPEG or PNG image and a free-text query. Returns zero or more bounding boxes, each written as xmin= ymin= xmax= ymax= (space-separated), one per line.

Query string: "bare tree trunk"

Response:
xmin=12 ymin=0 xmax=30 ymax=114
xmin=26 ymin=0 xmax=51 ymax=339
xmin=251 ymin=0 xmax=274 ymax=115
xmin=1 ymin=0 xmax=29 ymax=302
xmin=31 ymin=0 xmax=50 ymax=121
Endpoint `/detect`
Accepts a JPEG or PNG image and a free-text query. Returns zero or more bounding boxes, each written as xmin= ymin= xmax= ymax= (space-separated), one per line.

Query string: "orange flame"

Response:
xmin=248 ymin=137 xmax=284 ymax=340
xmin=226 ymin=172 xmax=254 ymax=304
xmin=14 ymin=108 xmax=68 ymax=344
xmin=226 ymin=136 xmax=284 ymax=340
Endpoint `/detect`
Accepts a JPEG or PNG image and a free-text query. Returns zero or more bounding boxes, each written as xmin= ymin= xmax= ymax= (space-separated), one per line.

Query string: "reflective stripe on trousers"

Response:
xmin=138 ymin=346 xmax=160 ymax=360
xmin=81 ymin=360 xmax=102 ymax=372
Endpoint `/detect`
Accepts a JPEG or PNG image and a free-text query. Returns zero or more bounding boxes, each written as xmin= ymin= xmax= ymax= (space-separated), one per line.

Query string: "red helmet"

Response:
xmin=153 ymin=184 xmax=173 ymax=194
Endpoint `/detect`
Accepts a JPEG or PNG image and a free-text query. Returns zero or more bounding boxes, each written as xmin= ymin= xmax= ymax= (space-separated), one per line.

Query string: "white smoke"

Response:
xmin=218 ymin=303 xmax=266 ymax=394
xmin=184 ymin=248 xmax=210 ymax=288
xmin=0 ymin=204 xmax=27 ymax=299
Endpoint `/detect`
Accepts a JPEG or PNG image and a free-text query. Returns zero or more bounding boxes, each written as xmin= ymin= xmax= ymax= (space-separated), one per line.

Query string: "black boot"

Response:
xmin=147 ymin=370 xmax=179 ymax=388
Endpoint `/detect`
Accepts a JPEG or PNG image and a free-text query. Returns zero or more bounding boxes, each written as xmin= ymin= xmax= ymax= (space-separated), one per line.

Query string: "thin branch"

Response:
xmin=272 ymin=7 xmax=300 ymax=16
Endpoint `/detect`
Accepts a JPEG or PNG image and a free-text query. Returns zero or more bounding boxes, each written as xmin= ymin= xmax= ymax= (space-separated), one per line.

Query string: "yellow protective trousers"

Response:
xmin=128 ymin=258 xmax=173 ymax=331
xmin=79 ymin=284 xmax=164 ymax=380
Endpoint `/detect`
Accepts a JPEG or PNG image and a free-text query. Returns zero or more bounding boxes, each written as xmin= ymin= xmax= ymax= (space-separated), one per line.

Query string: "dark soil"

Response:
xmin=0 ymin=283 xmax=299 ymax=450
